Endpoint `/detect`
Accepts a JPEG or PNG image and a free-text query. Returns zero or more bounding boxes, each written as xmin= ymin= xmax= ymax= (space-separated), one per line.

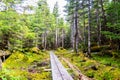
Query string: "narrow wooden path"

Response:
xmin=50 ymin=51 xmax=73 ymax=80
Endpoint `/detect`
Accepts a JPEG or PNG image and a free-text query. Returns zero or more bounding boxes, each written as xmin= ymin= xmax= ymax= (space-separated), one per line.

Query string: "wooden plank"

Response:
xmin=50 ymin=52 xmax=63 ymax=80
xmin=50 ymin=51 xmax=73 ymax=80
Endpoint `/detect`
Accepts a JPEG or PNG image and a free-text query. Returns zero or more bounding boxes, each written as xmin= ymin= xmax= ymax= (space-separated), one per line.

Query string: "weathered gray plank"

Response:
xmin=50 ymin=51 xmax=73 ymax=80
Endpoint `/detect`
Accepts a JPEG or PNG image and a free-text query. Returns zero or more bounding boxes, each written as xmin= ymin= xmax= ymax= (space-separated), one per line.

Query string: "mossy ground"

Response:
xmin=0 ymin=50 xmax=51 ymax=80
xmin=1 ymin=48 xmax=120 ymax=80
xmin=55 ymin=48 xmax=120 ymax=80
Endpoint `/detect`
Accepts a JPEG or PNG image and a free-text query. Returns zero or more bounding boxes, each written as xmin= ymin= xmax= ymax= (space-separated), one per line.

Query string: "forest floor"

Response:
xmin=0 ymin=48 xmax=120 ymax=80
xmin=0 ymin=50 xmax=51 ymax=80
xmin=55 ymin=48 xmax=120 ymax=80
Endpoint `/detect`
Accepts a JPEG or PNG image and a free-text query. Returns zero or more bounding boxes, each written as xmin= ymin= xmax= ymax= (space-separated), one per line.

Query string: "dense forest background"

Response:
xmin=0 ymin=0 xmax=69 ymax=52
xmin=0 ymin=0 xmax=120 ymax=56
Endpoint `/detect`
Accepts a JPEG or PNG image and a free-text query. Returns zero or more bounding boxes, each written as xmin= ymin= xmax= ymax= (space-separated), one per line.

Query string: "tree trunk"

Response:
xmin=71 ymin=23 xmax=75 ymax=49
xmin=96 ymin=2 xmax=101 ymax=46
xmin=83 ymin=13 xmax=87 ymax=52
xmin=62 ymin=29 xmax=64 ymax=48
xmin=74 ymin=6 xmax=79 ymax=53
xmin=44 ymin=31 xmax=47 ymax=50
xmin=87 ymin=0 xmax=91 ymax=57
xmin=35 ymin=33 xmax=38 ymax=48
xmin=42 ymin=33 xmax=44 ymax=49
xmin=42 ymin=32 xmax=47 ymax=50
xmin=57 ymin=28 xmax=60 ymax=47
xmin=55 ymin=28 xmax=58 ymax=49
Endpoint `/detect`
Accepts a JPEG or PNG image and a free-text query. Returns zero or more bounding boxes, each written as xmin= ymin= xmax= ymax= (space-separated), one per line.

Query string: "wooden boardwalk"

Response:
xmin=50 ymin=51 xmax=73 ymax=80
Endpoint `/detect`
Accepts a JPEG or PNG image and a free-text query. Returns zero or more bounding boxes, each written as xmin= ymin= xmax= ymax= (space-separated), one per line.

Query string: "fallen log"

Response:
xmin=62 ymin=57 xmax=92 ymax=80
xmin=91 ymin=45 xmax=110 ymax=52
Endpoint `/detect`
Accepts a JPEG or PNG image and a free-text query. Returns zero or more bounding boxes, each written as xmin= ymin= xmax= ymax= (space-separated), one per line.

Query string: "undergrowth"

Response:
xmin=55 ymin=48 xmax=120 ymax=80
xmin=0 ymin=50 xmax=51 ymax=80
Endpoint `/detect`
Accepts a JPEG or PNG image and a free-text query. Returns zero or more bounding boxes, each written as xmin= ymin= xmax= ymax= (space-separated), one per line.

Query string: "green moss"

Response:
xmin=55 ymin=50 xmax=120 ymax=80
xmin=0 ymin=51 xmax=51 ymax=80
xmin=85 ymin=70 xmax=95 ymax=78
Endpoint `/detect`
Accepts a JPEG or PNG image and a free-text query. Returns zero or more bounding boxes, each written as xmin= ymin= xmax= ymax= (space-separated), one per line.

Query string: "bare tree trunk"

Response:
xmin=87 ymin=0 xmax=91 ymax=57
xmin=35 ymin=33 xmax=38 ymax=48
xmin=57 ymin=28 xmax=60 ymax=47
xmin=42 ymin=33 xmax=44 ymax=48
xmin=96 ymin=2 xmax=101 ymax=46
xmin=42 ymin=32 xmax=47 ymax=50
xmin=44 ymin=31 xmax=47 ymax=50
xmin=55 ymin=28 xmax=58 ymax=49
xmin=98 ymin=19 xmax=101 ymax=46
xmin=83 ymin=15 xmax=87 ymax=49
xmin=74 ymin=6 xmax=79 ymax=53
xmin=71 ymin=23 xmax=75 ymax=49
xmin=62 ymin=29 xmax=64 ymax=48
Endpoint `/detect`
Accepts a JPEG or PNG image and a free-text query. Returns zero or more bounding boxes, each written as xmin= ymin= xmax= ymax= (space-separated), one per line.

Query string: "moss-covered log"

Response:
xmin=91 ymin=45 xmax=111 ymax=52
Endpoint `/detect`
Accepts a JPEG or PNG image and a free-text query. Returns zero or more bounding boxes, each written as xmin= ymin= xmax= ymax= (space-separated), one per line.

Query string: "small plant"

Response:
xmin=101 ymin=71 xmax=113 ymax=80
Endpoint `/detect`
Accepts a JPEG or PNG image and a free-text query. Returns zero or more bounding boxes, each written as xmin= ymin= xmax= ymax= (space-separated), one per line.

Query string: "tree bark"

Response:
xmin=42 ymin=31 xmax=47 ymax=50
xmin=55 ymin=28 xmax=58 ymax=49
xmin=42 ymin=33 xmax=44 ymax=49
xmin=87 ymin=0 xmax=91 ymax=57
xmin=62 ymin=29 xmax=64 ymax=48
xmin=96 ymin=1 xmax=101 ymax=46
xmin=71 ymin=23 xmax=75 ymax=49
xmin=35 ymin=33 xmax=38 ymax=48
xmin=83 ymin=21 xmax=86 ymax=45
xmin=57 ymin=28 xmax=60 ymax=47
xmin=44 ymin=31 xmax=47 ymax=50
xmin=74 ymin=8 xmax=79 ymax=54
